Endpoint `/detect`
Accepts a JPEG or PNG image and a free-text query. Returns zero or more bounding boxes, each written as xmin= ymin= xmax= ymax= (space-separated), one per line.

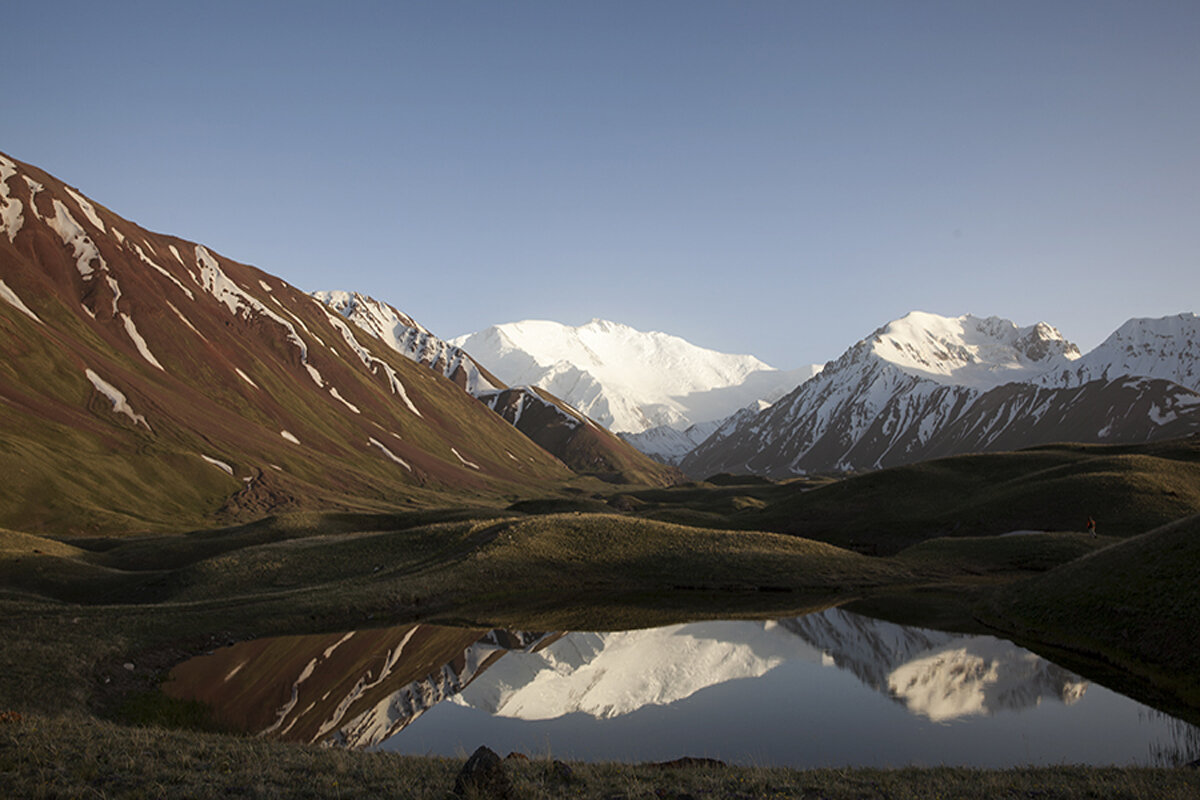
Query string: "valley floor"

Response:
xmin=3 ymin=445 xmax=1200 ymax=798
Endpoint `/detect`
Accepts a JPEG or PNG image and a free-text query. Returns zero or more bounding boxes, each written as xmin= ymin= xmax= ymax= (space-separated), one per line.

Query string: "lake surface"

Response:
xmin=164 ymin=608 xmax=1199 ymax=768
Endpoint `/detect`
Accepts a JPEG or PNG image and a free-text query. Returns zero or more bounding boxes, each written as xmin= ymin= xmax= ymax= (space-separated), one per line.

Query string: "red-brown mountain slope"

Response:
xmin=0 ymin=151 xmax=572 ymax=534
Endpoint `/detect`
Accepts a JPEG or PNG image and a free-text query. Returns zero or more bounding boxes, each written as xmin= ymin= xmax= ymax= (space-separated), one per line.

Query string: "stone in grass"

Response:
xmin=452 ymin=745 xmax=513 ymax=799
xmin=550 ymin=759 xmax=574 ymax=783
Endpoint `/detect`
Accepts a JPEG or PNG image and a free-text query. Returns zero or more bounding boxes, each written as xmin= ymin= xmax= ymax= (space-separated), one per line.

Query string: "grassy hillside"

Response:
xmin=738 ymin=437 xmax=1200 ymax=554
xmin=982 ymin=512 xmax=1200 ymax=716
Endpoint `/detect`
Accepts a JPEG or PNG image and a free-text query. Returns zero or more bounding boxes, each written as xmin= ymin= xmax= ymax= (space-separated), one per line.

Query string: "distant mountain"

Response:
xmin=1036 ymin=313 xmax=1200 ymax=392
xmin=450 ymin=318 xmax=821 ymax=434
xmin=618 ymin=418 xmax=726 ymax=466
xmin=681 ymin=312 xmax=1200 ymax=478
xmin=314 ymin=292 xmax=680 ymax=486
xmin=0 ymin=151 xmax=576 ymax=533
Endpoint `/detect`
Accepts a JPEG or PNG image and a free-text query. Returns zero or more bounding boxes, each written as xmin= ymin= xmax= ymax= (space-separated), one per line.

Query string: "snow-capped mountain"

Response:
xmin=314 ymin=291 xmax=680 ymax=485
xmin=1037 ymin=313 xmax=1200 ymax=392
xmin=0 ymin=150 xmax=582 ymax=533
xmin=681 ymin=312 xmax=1200 ymax=478
xmin=450 ymin=319 xmax=821 ymax=434
xmin=856 ymin=311 xmax=1082 ymax=389
xmin=618 ymin=418 xmax=726 ymax=466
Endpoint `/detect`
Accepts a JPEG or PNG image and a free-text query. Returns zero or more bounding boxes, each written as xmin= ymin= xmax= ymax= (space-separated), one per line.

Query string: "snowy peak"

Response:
xmin=312 ymin=294 xmax=680 ymax=485
xmin=680 ymin=310 xmax=1199 ymax=478
xmin=1039 ymin=312 xmax=1200 ymax=392
xmin=863 ymin=312 xmax=1081 ymax=390
xmin=451 ymin=318 xmax=814 ymax=434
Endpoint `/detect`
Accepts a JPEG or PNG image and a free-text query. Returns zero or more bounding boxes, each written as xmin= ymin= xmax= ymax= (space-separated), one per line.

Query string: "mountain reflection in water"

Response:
xmin=162 ymin=609 xmax=1199 ymax=766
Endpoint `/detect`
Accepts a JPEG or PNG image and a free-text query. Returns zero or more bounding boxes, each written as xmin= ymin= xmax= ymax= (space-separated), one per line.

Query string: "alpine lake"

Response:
xmin=163 ymin=607 xmax=1200 ymax=769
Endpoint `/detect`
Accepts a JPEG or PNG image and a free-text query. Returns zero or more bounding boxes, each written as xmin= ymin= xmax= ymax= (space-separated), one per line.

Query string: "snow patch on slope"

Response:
xmin=64 ymin=186 xmax=105 ymax=232
xmin=132 ymin=243 xmax=195 ymax=299
xmin=314 ymin=290 xmax=500 ymax=397
xmin=46 ymin=199 xmax=106 ymax=279
xmin=320 ymin=307 xmax=422 ymax=416
xmin=194 ymin=245 xmax=325 ymax=388
xmin=120 ymin=313 xmax=165 ymax=370
xmin=451 ymin=448 xmax=480 ymax=470
xmin=85 ymin=369 xmax=150 ymax=429
xmin=0 ymin=278 xmax=42 ymax=324
xmin=0 ymin=154 xmax=24 ymax=242
xmin=201 ymin=455 xmax=234 ymax=476
xmin=369 ymin=437 xmax=411 ymax=470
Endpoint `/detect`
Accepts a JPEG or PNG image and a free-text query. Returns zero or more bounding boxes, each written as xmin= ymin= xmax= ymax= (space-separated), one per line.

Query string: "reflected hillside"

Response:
xmin=164 ymin=625 xmax=554 ymax=747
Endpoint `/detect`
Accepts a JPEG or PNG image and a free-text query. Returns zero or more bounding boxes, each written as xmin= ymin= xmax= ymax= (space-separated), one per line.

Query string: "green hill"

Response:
xmin=982 ymin=512 xmax=1200 ymax=717
xmin=739 ymin=437 xmax=1200 ymax=554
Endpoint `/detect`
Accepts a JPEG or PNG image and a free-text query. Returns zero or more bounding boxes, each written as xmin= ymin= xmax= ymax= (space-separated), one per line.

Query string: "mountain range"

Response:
xmin=3 ymin=147 xmax=1198 ymax=525
xmin=311 ymin=291 xmax=677 ymax=485
xmin=450 ymin=319 xmax=821 ymax=435
xmin=681 ymin=311 xmax=1200 ymax=478
xmin=0 ymin=151 xmax=674 ymax=534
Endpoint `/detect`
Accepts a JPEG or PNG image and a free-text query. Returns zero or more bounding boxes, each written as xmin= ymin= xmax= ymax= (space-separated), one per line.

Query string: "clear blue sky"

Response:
xmin=5 ymin=1 xmax=1198 ymax=368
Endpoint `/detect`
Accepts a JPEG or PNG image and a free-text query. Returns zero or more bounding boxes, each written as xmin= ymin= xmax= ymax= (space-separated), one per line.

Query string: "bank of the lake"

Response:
xmin=3 ymin=713 xmax=1199 ymax=800
xmin=2 ymin=490 xmax=1199 ymax=796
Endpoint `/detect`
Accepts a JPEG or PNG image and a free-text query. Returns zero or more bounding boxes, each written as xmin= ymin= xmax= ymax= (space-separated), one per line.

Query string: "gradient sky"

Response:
xmin=5 ymin=1 xmax=1198 ymax=369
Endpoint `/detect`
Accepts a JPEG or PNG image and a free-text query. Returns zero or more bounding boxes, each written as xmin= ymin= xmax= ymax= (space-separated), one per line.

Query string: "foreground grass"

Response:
xmin=3 ymin=714 xmax=1198 ymax=800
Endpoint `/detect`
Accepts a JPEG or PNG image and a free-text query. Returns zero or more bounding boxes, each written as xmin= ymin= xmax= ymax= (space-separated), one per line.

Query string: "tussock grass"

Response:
xmin=2 ymin=713 xmax=1198 ymax=800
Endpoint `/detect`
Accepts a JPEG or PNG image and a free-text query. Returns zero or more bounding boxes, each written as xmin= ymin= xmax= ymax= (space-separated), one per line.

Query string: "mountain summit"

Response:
xmin=450 ymin=318 xmax=820 ymax=434
xmin=1036 ymin=312 xmax=1200 ymax=392
xmin=681 ymin=311 xmax=1200 ymax=478
xmin=313 ymin=293 xmax=680 ymax=485
xmin=861 ymin=312 xmax=1081 ymax=388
